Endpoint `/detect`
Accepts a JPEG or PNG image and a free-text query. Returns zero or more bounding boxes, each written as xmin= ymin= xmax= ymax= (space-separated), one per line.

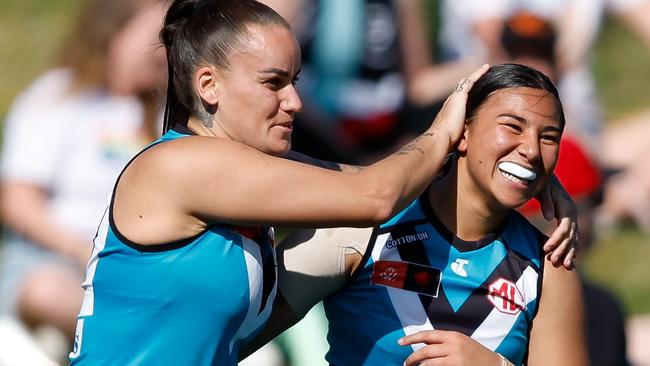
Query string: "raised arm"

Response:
xmin=114 ymin=66 xmax=489 ymax=243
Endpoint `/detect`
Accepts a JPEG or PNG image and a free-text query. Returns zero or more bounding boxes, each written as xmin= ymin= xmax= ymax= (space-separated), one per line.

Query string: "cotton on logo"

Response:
xmin=487 ymin=278 xmax=526 ymax=315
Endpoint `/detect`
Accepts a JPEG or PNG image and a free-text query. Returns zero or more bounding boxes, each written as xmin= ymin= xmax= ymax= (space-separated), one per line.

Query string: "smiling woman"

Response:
xmin=245 ymin=64 xmax=587 ymax=366
xmin=65 ymin=0 xmax=499 ymax=365
xmin=462 ymin=85 xmax=564 ymax=211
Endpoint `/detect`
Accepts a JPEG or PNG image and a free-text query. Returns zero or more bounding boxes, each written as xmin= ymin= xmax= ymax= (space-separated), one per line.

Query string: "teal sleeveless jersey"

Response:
xmin=69 ymin=130 xmax=277 ymax=365
xmin=324 ymin=197 xmax=545 ymax=366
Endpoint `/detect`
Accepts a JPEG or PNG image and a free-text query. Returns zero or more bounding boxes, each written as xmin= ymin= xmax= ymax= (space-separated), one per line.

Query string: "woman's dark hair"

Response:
xmin=160 ymin=0 xmax=290 ymax=132
xmin=466 ymin=63 xmax=565 ymax=130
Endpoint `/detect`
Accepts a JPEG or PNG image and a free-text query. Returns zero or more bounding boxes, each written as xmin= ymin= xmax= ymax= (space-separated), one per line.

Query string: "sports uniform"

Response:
xmin=277 ymin=192 xmax=545 ymax=366
xmin=69 ymin=129 xmax=277 ymax=365
xmin=323 ymin=196 xmax=545 ymax=366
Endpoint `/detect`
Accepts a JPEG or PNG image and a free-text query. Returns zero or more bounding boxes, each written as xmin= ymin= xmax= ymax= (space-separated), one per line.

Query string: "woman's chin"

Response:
xmin=266 ymin=140 xmax=292 ymax=157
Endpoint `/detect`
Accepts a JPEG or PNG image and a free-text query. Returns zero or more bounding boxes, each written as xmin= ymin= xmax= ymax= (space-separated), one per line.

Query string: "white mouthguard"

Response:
xmin=498 ymin=162 xmax=537 ymax=181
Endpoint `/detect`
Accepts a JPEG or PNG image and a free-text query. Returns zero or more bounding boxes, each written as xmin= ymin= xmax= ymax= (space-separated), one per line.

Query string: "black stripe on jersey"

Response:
xmin=521 ymin=229 xmax=548 ymax=364
xmin=425 ymin=244 xmax=540 ymax=336
xmin=349 ymin=219 xmax=430 ymax=283
xmin=258 ymin=230 xmax=276 ymax=314
xmin=420 ymin=193 xmax=509 ymax=252
xmin=391 ymin=222 xmax=441 ymax=311
xmin=349 ymin=226 xmax=380 ymax=282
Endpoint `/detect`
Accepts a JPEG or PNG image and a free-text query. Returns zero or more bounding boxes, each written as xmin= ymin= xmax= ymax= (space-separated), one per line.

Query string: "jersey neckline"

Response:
xmin=418 ymin=186 xmax=510 ymax=252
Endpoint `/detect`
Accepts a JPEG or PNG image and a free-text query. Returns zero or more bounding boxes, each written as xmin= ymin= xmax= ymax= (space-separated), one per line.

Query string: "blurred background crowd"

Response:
xmin=0 ymin=0 xmax=649 ymax=365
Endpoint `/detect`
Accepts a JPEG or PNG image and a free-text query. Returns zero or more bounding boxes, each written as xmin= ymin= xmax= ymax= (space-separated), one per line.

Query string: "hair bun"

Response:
xmin=160 ymin=0 xmax=199 ymax=47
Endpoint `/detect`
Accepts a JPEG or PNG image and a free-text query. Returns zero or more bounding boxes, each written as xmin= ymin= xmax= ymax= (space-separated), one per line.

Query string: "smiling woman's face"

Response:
xmin=458 ymin=87 xmax=562 ymax=209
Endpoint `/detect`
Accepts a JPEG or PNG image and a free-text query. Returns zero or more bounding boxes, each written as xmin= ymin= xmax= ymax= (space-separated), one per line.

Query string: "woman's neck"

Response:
xmin=428 ymin=163 xmax=509 ymax=242
xmin=186 ymin=117 xmax=226 ymax=138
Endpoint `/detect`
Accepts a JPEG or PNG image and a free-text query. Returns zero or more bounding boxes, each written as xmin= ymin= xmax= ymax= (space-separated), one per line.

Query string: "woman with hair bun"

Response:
xmin=69 ymin=1 xmax=576 ymax=364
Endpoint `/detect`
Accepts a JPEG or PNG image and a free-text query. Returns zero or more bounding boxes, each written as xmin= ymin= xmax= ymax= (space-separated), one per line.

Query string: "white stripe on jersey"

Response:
xmin=371 ymin=232 xmax=434 ymax=352
xmin=79 ymin=206 xmax=110 ymax=317
xmin=229 ymin=235 xmax=277 ymax=353
xmin=471 ymin=266 xmax=539 ymax=350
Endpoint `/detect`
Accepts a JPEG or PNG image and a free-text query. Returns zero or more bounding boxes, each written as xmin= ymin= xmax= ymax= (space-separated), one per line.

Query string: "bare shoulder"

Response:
xmin=527 ymin=257 xmax=587 ymax=366
xmin=112 ymin=136 xmax=253 ymax=245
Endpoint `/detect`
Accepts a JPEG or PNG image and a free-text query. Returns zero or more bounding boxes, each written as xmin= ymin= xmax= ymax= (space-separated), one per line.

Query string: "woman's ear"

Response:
xmin=195 ymin=66 xmax=220 ymax=106
xmin=457 ymin=123 xmax=470 ymax=152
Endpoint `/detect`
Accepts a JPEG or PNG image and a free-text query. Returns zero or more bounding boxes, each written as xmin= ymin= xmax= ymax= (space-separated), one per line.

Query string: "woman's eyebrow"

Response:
xmin=497 ymin=113 xmax=527 ymax=124
xmin=543 ymin=125 xmax=563 ymax=133
xmin=259 ymin=67 xmax=301 ymax=77
xmin=259 ymin=67 xmax=289 ymax=76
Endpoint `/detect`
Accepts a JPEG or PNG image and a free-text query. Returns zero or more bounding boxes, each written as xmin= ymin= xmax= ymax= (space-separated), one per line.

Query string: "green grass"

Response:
xmin=583 ymin=225 xmax=650 ymax=315
xmin=0 ymin=0 xmax=81 ymax=116
xmin=593 ymin=17 xmax=650 ymax=120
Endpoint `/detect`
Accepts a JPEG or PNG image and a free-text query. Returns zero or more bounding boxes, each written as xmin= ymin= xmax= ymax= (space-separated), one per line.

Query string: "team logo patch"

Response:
xmin=371 ymin=260 xmax=441 ymax=297
xmin=487 ymin=278 xmax=526 ymax=315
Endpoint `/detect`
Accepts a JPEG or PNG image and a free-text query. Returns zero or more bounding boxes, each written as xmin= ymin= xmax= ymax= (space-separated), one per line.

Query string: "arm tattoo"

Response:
xmin=454 ymin=78 xmax=470 ymax=93
xmin=396 ymin=132 xmax=435 ymax=156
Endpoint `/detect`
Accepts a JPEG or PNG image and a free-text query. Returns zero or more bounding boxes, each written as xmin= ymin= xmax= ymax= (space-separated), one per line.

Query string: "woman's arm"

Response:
xmin=0 ymin=183 xmax=90 ymax=268
xmin=395 ymin=0 xmax=484 ymax=106
xmin=114 ymin=66 xmax=489 ymax=244
xmin=240 ymin=226 xmax=371 ymax=360
xmin=526 ymin=258 xmax=588 ymax=366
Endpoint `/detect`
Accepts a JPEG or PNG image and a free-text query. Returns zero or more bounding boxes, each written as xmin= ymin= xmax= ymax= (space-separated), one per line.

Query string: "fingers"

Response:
xmin=544 ymin=216 xmax=576 ymax=268
xmin=537 ymin=183 xmax=554 ymax=220
xmin=403 ymin=345 xmax=448 ymax=366
xmin=398 ymin=330 xmax=448 ymax=347
xmin=431 ymin=64 xmax=489 ymax=145
xmin=453 ymin=64 xmax=490 ymax=94
xmin=563 ymin=247 xmax=576 ymax=269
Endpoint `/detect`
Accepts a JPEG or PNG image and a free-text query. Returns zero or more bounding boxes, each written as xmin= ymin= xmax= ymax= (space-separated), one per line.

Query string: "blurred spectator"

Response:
xmin=0 ymin=0 xmax=167 ymax=358
xmin=439 ymin=0 xmax=650 ymax=159
xmin=259 ymin=0 xmax=481 ymax=164
xmin=521 ymin=137 xmax=631 ymax=366
xmin=600 ymin=109 xmax=650 ymax=233
xmin=502 ymin=12 xmax=632 ymax=365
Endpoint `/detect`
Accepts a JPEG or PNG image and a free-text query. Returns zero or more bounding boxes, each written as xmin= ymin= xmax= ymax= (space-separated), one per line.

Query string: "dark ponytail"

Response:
xmin=160 ymin=0 xmax=197 ymax=133
xmin=159 ymin=0 xmax=290 ymax=133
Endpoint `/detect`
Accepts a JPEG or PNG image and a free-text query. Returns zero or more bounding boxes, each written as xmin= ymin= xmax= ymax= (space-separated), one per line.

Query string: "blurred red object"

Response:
xmin=519 ymin=136 xmax=602 ymax=216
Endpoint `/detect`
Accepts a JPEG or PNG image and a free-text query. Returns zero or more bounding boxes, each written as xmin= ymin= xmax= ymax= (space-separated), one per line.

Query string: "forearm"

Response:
xmin=285 ymin=150 xmax=362 ymax=173
xmin=618 ymin=1 xmax=650 ymax=48
xmin=408 ymin=60 xmax=481 ymax=106
xmin=0 ymin=183 xmax=86 ymax=257
xmin=358 ymin=128 xmax=452 ymax=220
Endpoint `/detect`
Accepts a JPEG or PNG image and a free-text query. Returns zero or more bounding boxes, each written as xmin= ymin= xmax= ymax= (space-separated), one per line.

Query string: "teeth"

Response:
xmin=501 ymin=171 xmax=526 ymax=185
xmin=498 ymin=162 xmax=536 ymax=181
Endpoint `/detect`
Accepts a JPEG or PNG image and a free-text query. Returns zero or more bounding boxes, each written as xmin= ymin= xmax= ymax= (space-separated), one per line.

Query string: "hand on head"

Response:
xmin=428 ymin=64 xmax=489 ymax=149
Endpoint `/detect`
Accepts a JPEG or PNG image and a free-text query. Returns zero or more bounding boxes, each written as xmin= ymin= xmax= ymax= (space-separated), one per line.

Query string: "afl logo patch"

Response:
xmin=487 ymin=278 xmax=526 ymax=315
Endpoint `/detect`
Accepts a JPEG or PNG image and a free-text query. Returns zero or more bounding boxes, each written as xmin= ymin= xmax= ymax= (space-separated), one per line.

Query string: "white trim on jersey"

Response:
xmin=78 ymin=206 xmax=110 ymax=317
xmin=471 ymin=266 xmax=539 ymax=350
xmin=371 ymin=232 xmax=434 ymax=352
xmin=229 ymin=235 xmax=277 ymax=353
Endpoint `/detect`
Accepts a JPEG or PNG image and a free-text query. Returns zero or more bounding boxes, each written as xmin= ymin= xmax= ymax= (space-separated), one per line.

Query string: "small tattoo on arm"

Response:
xmin=396 ymin=132 xmax=436 ymax=156
xmin=454 ymin=78 xmax=470 ymax=93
